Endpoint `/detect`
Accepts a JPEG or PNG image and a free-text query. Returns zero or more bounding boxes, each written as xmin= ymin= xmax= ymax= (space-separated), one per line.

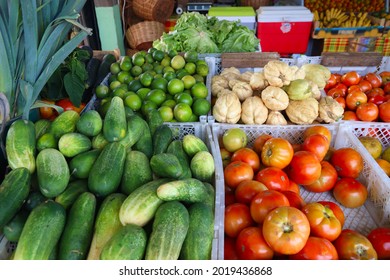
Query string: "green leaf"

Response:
xmin=71 ymin=59 xmax=88 ymax=82
xmin=63 ymin=72 xmax=84 ymax=107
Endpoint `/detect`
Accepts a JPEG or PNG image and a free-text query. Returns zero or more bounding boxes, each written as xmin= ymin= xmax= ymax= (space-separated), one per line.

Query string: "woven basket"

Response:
xmin=240 ymin=0 xmax=271 ymax=9
xmin=132 ymin=0 xmax=174 ymax=23
xmin=126 ymin=21 xmax=165 ymax=50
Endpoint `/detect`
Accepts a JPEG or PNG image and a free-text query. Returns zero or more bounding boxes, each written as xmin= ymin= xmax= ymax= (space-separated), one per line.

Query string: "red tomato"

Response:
xmin=317 ymin=200 xmax=345 ymax=227
xmin=379 ymin=71 xmax=390 ymax=84
xmin=379 ymin=101 xmax=390 ymax=122
xmin=281 ymin=190 xmax=306 ymax=210
xmin=333 ymin=83 xmax=348 ymax=96
xmin=330 ymin=147 xmax=363 ymax=178
xmin=303 ymin=125 xmax=332 ymax=144
xmin=224 ymin=161 xmax=254 ymax=189
xmin=39 ymin=99 xmax=58 ymax=120
xmin=56 ymin=98 xmax=85 ymax=113
xmin=383 ymin=82 xmax=390 ymax=95
xmin=368 ymin=94 xmax=387 ymax=106
xmin=302 ymin=202 xmax=342 ymax=241
xmin=235 ymin=180 xmax=267 ymax=205
xmin=356 ymin=102 xmax=379 ymax=122
xmin=224 ymin=203 xmax=254 ymax=238
xmin=347 ymin=84 xmax=363 ymax=95
xmin=225 ymin=185 xmax=236 ymax=206
xmin=343 ymin=110 xmax=359 ymax=121
xmin=324 ymin=73 xmax=339 ymax=90
xmin=220 ymin=148 xmax=232 ymax=168
xmin=287 ymin=180 xmax=300 ymax=194
xmin=358 ymin=79 xmax=373 ymax=93
xmin=303 ymin=161 xmax=338 ymax=193
xmin=301 ymin=134 xmax=330 ymax=162
xmin=333 ymin=229 xmax=378 ymax=260
xmin=345 ymin=90 xmax=367 ymax=111
xmin=254 ymin=167 xmax=290 ymax=192
xmin=364 ymin=72 xmax=382 ymax=88
xmin=333 ymin=177 xmax=368 ymax=208
xmin=286 ymin=151 xmax=322 ymax=186
xmin=341 ymin=71 xmax=361 ymax=87
xmin=261 ymin=137 xmax=294 ymax=169
xmin=252 ymin=134 xmax=272 ymax=156
xmin=224 ymin=236 xmax=238 ymax=260
xmin=235 ymin=226 xmax=274 ymax=260
xmin=250 ymin=190 xmax=290 ymax=224
xmin=334 ymin=96 xmax=346 ymax=109
xmin=262 ymin=206 xmax=310 ymax=255
xmin=289 ymin=236 xmax=338 ymax=260
xmin=367 ymin=227 xmax=390 ymax=260
xmin=326 ymin=87 xmax=344 ymax=98
xmin=367 ymin=87 xmax=385 ymax=98
xmin=231 ymin=147 xmax=260 ymax=173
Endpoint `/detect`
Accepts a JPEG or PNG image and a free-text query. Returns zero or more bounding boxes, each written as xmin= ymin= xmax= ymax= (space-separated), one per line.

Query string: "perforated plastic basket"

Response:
xmin=211 ymin=123 xmax=388 ymax=260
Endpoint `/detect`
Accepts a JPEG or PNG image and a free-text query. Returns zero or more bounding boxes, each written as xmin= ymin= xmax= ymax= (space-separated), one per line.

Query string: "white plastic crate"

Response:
xmin=211 ymin=123 xmax=388 ymax=260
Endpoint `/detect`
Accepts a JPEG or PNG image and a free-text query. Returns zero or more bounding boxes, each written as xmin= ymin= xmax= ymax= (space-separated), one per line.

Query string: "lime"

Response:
xmin=196 ymin=60 xmax=208 ymax=66
xmin=138 ymin=50 xmax=147 ymax=57
xmin=153 ymin=64 xmax=164 ymax=74
xmin=144 ymin=53 xmax=154 ymax=64
xmin=136 ymin=88 xmax=151 ymax=100
xmin=110 ymin=62 xmax=121 ymax=75
xmin=139 ymin=72 xmax=154 ymax=87
xmin=123 ymin=90 xmax=136 ymax=99
xmin=109 ymin=80 xmax=122 ymax=91
xmin=175 ymin=92 xmax=193 ymax=106
xmin=112 ymin=87 xmax=127 ymax=99
xmin=108 ymin=74 xmax=118 ymax=83
xmin=170 ymin=55 xmax=186 ymax=70
xmin=152 ymin=50 xmax=165 ymax=62
xmin=158 ymin=106 xmax=174 ymax=122
xmin=99 ymin=100 xmax=111 ymax=118
xmin=154 ymin=73 xmax=163 ymax=79
xmin=124 ymin=106 xmax=135 ymax=119
xmin=184 ymin=50 xmax=199 ymax=63
xmin=117 ymin=71 xmax=132 ymax=84
xmin=181 ymin=75 xmax=196 ymax=89
xmin=173 ymin=103 xmax=192 ymax=122
xmin=193 ymin=74 xmax=204 ymax=83
xmin=168 ymin=49 xmax=178 ymax=58
xmin=119 ymin=56 xmax=132 ymax=71
xmin=188 ymin=113 xmax=198 ymax=122
xmin=161 ymin=56 xmax=171 ymax=67
xmin=163 ymin=66 xmax=175 ymax=74
xmin=184 ymin=62 xmax=196 ymax=75
xmin=130 ymin=65 xmax=143 ymax=77
xmin=128 ymin=79 xmax=143 ymax=92
xmin=191 ymin=82 xmax=208 ymax=99
xmin=37 ymin=133 xmax=57 ymax=151
xmin=142 ymin=62 xmax=154 ymax=72
xmin=95 ymin=84 xmax=110 ymax=99
xmin=148 ymin=47 xmax=157 ymax=54
xmin=150 ymin=77 xmax=168 ymax=92
xmin=163 ymin=71 xmax=176 ymax=81
xmin=175 ymin=69 xmax=189 ymax=79
xmin=124 ymin=93 xmax=142 ymax=111
xmin=167 ymin=78 xmax=185 ymax=95
xmin=196 ymin=64 xmax=209 ymax=77
xmin=142 ymin=100 xmax=158 ymax=116
xmin=161 ymin=99 xmax=176 ymax=109
xmin=146 ymin=89 xmax=166 ymax=106
xmin=192 ymin=98 xmax=211 ymax=116
xmin=132 ymin=53 xmax=145 ymax=66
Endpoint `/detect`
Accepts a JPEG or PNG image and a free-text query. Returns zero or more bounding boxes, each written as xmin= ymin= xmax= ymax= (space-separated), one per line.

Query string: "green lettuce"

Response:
xmin=221 ymin=26 xmax=260 ymax=53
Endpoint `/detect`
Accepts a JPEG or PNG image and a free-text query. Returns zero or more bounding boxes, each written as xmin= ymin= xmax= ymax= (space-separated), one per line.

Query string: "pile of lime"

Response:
xmin=95 ymin=49 xmax=211 ymax=122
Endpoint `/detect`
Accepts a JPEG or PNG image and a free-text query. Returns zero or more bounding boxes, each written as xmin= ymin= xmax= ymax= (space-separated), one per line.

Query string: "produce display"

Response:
xmin=313 ymin=10 xmax=375 ymax=28
xmin=1 ymin=103 xmax=216 ymax=260
xmin=305 ymin=0 xmax=385 ymax=13
xmin=359 ymin=135 xmax=390 ymax=176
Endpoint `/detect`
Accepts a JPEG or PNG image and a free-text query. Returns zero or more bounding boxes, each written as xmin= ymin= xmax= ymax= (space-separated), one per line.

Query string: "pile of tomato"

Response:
xmin=39 ymin=98 xmax=86 ymax=120
xmin=325 ymin=71 xmax=390 ymax=122
xmin=220 ymin=126 xmax=390 ymax=260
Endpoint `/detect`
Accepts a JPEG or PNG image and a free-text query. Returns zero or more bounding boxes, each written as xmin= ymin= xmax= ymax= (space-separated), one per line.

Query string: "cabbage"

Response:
xmin=179 ymin=27 xmax=219 ymax=53
xmin=221 ymin=26 xmax=259 ymax=53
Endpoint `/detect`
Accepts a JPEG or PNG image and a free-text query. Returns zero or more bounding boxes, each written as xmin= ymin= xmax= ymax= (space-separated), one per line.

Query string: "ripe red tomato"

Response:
xmin=333 ymin=177 xmax=368 ymax=208
xmin=356 ymin=102 xmax=379 ymax=122
xmin=231 ymin=147 xmax=260 ymax=173
xmin=250 ymin=190 xmax=290 ymax=224
xmin=286 ymin=151 xmax=322 ymax=186
xmin=347 ymin=84 xmax=363 ymax=95
xmin=367 ymin=227 xmax=390 ymax=260
xmin=333 ymin=229 xmax=378 ymax=260
xmin=302 ymin=202 xmax=342 ymax=241
xmin=358 ymin=79 xmax=373 ymax=93
xmin=317 ymin=200 xmax=345 ymax=227
xmin=345 ymin=90 xmax=367 ymax=111
xmin=367 ymin=87 xmax=385 ymax=98
xmin=224 ymin=203 xmax=254 ymax=238
xmin=303 ymin=161 xmax=338 ymax=193
xmin=383 ymin=82 xmax=390 ymax=95
xmin=225 ymin=185 xmax=236 ymax=206
xmin=330 ymin=147 xmax=363 ymax=178
xmin=341 ymin=71 xmax=361 ymax=87
xmin=287 ymin=180 xmax=300 ymax=194
xmin=379 ymin=101 xmax=390 ymax=122
xmin=364 ymin=72 xmax=382 ymax=88
xmin=301 ymin=134 xmax=330 ymax=162
xmin=224 ymin=236 xmax=238 ymax=260
xmin=254 ymin=167 xmax=290 ymax=192
xmin=220 ymin=148 xmax=232 ymax=168
xmin=303 ymin=125 xmax=332 ymax=144
xmin=235 ymin=226 xmax=274 ymax=260
xmin=289 ymin=236 xmax=338 ymax=260
xmin=261 ymin=137 xmax=294 ymax=169
xmin=56 ymin=98 xmax=85 ymax=113
xmin=39 ymin=99 xmax=58 ymax=120
xmin=281 ymin=190 xmax=305 ymax=210
xmin=262 ymin=206 xmax=310 ymax=255
xmin=252 ymin=134 xmax=272 ymax=156
xmin=224 ymin=161 xmax=254 ymax=189
xmin=343 ymin=110 xmax=359 ymax=121
xmin=368 ymin=94 xmax=387 ymax=106
xmin=326 ymin=87 xmax=344 ymax=98
xmin=324 ymin=73 xmax=339 ymax=90
xmin=334 ymin=96 xmax=346 ymax=109
xmin=333 ymin=83 xmax=348 ymax=96
xmin=235 ymin=180 xmax=267 ymax=205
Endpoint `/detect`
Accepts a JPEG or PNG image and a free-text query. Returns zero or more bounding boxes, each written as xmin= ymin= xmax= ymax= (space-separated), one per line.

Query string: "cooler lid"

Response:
xmin=208 ymin=6 xmax=255 ymax=17
xmin=257 ymin=6 xmax=313 ymax=22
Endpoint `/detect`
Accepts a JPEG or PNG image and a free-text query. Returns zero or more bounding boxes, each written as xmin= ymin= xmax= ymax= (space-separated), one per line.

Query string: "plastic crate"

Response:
xmin=211 ymin=123 xmax=388 ymax=260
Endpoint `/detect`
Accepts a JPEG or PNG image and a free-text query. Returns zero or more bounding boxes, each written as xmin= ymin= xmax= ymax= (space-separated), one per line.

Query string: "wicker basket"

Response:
xmin=132 ymin=0 xmax=174 ymax=23
xmin=126 ymin=21 xmax=165 ymax=50
xmin=240 ymin=0 xmax=271 ymax=9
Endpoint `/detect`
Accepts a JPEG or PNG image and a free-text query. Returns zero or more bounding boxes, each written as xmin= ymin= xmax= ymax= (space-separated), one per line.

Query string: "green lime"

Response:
xmin=132 ymin=53 xmax=145 ymax=66
xmin=175 ymin=69 xmax=189 ymax=79
xmin=158 ymin=106 xmax=174 ymax=122
xmin=146 ymin=89 xmax=166 ymax=106
xmin=108 ymin=74 xmax=118 ymax=83
xmin=124 ymin=106 xmax=134 ymax=118
xmin=153 ymin=64 xmax=164 ymax=74
xmin=110 ymin=62 xmax=121 ymax=75
xmin=139 ymin=72 xmax=154 ymax=87
xmin=148 ymin=47 xmax=157 ymax=54
xmin=119 ymin=56 xmax=132 ymax=71
xmin=144 ymin=53 xmax=154 ymax=64
xmin=188 ymin=113 xmax=198 ymax=122
xmin=163 ymin=71 xmax=176 ymax=81
xmin=161 ymin=99 xmax=176 ymax=109
xmin=130 ymin=65 xmax=143 ymax=77
xmin=123 ymin=90 xmax=136 ymax=99
xmin=170 ymin=55 xmax=186 ymax=70
xmin=95 ymin=84 xmax=110 ymax=99
xmin=181 ymin=75 xmax=196 ymax=89
xmin=191 ymin=82 xmax=208 ymax=99
xmin=167 ymin=78 xmax=185 ymax=95
xmin=128 ymin=79 xmax=143 ymax=92
xmin=37 ymin=133 xmax=57 ymax=151
xmin=184 ymin=62 xmax=196 ymax=75
xmin=192 ymin=98 xmax=211 ymax=116
xmin=124 ymin=93 xmax=142 ymax=111
xmin=161 ymin=56 xmax=171 ymax=67
xmin=138 ymin=50 xmax=147 ymax=57
xmin=173 ymin=103 xmax=192 ymax=122
xmin=163 ymin=66 xmax=175 ymax=74
xmin=142 ymin=100 xmax=158 ymax=116
xmin=196 ymin=60 xmax=208 ymax=66
xmin=99 ymin=100 xmax=111 ymax=118
xmin=184 ymin=50 xmax=199 ymax=63
xmin=109 ymin=80 xmax=122 ymax=91
xmin=136 ymin=88 xmax=151 ymax=100
xmin=117 ymin=71 xmax=132 ymax=84
xmin=154 ymin=73 xmax=163 ymax=79
xmin=151 ymin=77 xmax=168 ymax=92
xmin=196 ymin=64 xmax=209 ymax=77
xmin=175 ymin=92 xmax=193 ymax=106
xmin=193 ymin=74 xmax=204 ymax=83
xmin=142 ymin=62 xmax=154 ymax=72
xmin=112 ymin=87 xmax=127 ymax=99
xmin=152 ymin=50 xmax=165 ymax=62
xmin=168 ymin=49 xmax=178 ymax=58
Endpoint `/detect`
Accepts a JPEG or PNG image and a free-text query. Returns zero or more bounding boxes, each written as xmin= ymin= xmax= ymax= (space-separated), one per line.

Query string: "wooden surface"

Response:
xmin=320 ymin=52 xmax=383 ymax=67
xmin=221 ymin=52 xmax=280 ymax=68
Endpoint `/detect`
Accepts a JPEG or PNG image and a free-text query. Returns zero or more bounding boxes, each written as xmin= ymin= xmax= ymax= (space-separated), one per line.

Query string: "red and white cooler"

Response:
xmin=256 ymin=6 xmax=313 ymax=55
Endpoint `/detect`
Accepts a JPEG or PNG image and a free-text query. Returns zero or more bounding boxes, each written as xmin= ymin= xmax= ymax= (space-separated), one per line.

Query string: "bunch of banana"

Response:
xmin=341 ymin=12 xmax=372 ymax=27
xmin=314 ymin=8 xmax=348 ymax=28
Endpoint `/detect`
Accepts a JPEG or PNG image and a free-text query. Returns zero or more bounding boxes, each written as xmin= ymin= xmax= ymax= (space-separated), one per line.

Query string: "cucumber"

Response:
xmin=103 ymin=96 xmax=127 ymax=142
xmin=118 ymin=114 xmax=145 ymax=151
xmin=87 ymin=193 xmax=126 ymax=260
xmin=190 ymin=151 xmax=215 ymax=183
xmin=182 ymin=134 xmax=208 ymax=158
xmin=34 ymin=119 xmax=51 ymax=140
xmin=55 ymin=179 xmax=88 ymax=210
xmin=153 ymin=124 xmax=173 ymax=155
xmin=0 ymin=167 xmax=31 ymax=228
xmin=85 ymin=57 xmax=101 ymax=89
xmin=58 ymin=192 xmax=96 ymax=260
xmin=145 ymin=201 xmax=189 ymax=260
xmin=157 ymin=178 xmax=209 ymax=203
xmin=121 ymin=150 xmax=153 ymax=195
xmin=150 ymin=153 xmax=184 ymax=179
xmin=88 ymin=142 xmax=126 ymax=197
xmin=3 ymin=209 xmax=29 ymax=242
xmin=58 ymin=132 xmax=92 ymax=158
xmin=133 ymin=117 xmax=153 ymax=159
xmin=167 ymin=140 xmax=192 ymax=179
xmin=14 ymin=200 xmax=66 ymax=260
xmin=6 ymin=119 xmax=36 ymax=173
xmin=36 ymin=132 xmax=57 ymax=151
xmin=180 ymin=203 xmax=214 ymax=260
xmin=23 ymin=191 xmax=47 ymax=212
xmin=95 ymin=53 xmax=117 ymax=86
xmin=69 ymin=149 xmax=101 ymax=179
xmin=76 ymin=110 xmax=103 ymax=137
xmin=203 ymin=182 xmax=215 ymax=211
xmin=119 ymin=178 xmax=172 ymax=227
xmin=146 ymin=108 xmax=164 ymax=136
xmin=92 ymin=132 xmax=109 ymax=150
xmin=100 ymin=224 xmax=147 ymax=260
xmin=50 ymin=110 xmax=80 ymax=139
xmin=36 ymin=148 xmax=70 ymax=198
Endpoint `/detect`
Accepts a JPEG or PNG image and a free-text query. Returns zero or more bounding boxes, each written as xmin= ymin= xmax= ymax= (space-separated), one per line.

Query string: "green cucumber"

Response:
xmin=55 ymin=179 xmax=88 ymax=210
xmin=190 ymin=151 xmax=215 ymax=183
xmin=166 ymin=140 xmax=192 ymax=179
xmin=118 ymin=114 xmax=145 ymax=151
xmin=92 ymin=132 xmax=109 ymax=150
xmin=3 ymin=209 xmax=29 ymax=242
xmin=23 ymin=191 xmax=47 ymax=212
xmin=145 ymin=201 xmax=189 ymax=260
xmin=133 ymin=117 xmax=153 ymax=159
xmin=157 ymin=178 xmax=209 ymax=203
xmin=146 ymin=108 xmax=164 ymax=136
xmin=76 ymin=110 xmax=103 ymax=137
xmin=13 ymin=201 xmax=66 ymax=260
xmin=103 ymin=96 xmax=127 ymax=142
xmin=34 ymin=119 xmax=51 ymax=140
xmin=153 ymin=124 xmax=173 ymax=155
xmin=182 ymin=134 xmax=208 ymax=158
xmin=58 ymin=192 xmax=96 ymax=260
xmin=69 ymin=149 xmax=101 ymax=179
xmin=58 ymin=132 xmax=92 ymax=158
xmin=203 ymin=182 xmax=215 ymax=211
xmin=150 ymin=153 xmax=183 ymax=179
xmin=100 ymin=224 xmax=147 ymax=260
xmin=50 ymin=110 xmax=80 ymax=139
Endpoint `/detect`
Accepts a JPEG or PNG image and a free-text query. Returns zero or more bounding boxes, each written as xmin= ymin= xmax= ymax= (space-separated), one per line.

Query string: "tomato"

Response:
xmin=367 ymin=87 xmax=385 ymax=98
xmin=333 ymin=229 xmax=378 ymax=260
xmin=225 ymin=185 xmax=236 ymax=206
xmin=358 ymin=79 xmax=373 ymax=93
xmin=333 ymin=177 xmax=368 ymax=208
xmin=303 ymin=161 xmax=338 ymax=193
xmin=224 ymin=203 xmax=254 ymax=238
xmin=347 ymin=84 xmax=363 ymax=95
xmin=250 ymin=190 xmax=290 ymax=224
xmin=287 ymin=180 xmax=300 ymax=194
xmin=326 ymin=87 xmax=344 ymax=98
xmin=224 ymin=161 xmax=254 ymax=189
xmin=261 ymin=137 xmax=294 ymax=169
xmin=39 ymin=99 xmax=58 ymax=120
xmin=367 ymin=227 xmax=390 ymax=260
xmin=301 ymin=134 xmax=329 ymax=162
xmin=222 ymin=128 xmax=248 ymax=153
xmin=333 ymin=83 xmax=348 ymax=96
xmin=254 ymin=167 xmax=290 ymax=192
xmin=334 ymin=96 xmax=346 ymax=109
xmin=220 ymin=148 xmax=232 ymax=168
xmin=224 ymin=236 xmax=238 ymax=260
xmin=262 ymin=206 xmax=310 ymax=255
xmin=379 ymin=71 xmax=390 ymax=84
xmin=235 ymin=227 xmax=274 ymax=260
xmin=231 ymin=147 xmax=260 ymax=173
xmin=56 ymin=98 xmax=85 ymax=113
xmin=291 ymin=143 xmax=302 ymax=153
xmin=317 ymin=200 xmax=345 ymax=227
xmin=286 ymin=151 xmax=321 ymax=186
xmin=252 ymin=134 xmax=272 ymax=156
xmin=379 ymin=101 xmax=390 ymax=122
xmin=330 ymin=147 xmax=363 ymax=178
xmin=383 ymin=82 xmax=390 ymax=95
xmin=343 ymin=110 xmax=359 ymax=121
xmin=235 ymin=180 xmax=267 ymax=205
xmin=364 ymin=72 xmax=382 ymax=88
xmin=289 ymin=236 xmax=338 ymax=260
xmin=341 ymin=71 xmax=361 ymax=87
xmin=345 ymin=90 xmax=367 ymax=111
xmin=356 ymin=102 xmax=379 ymax=122
xmin=323 ymin=146 xmax=335 ymax=162
xmin=368 ymin=94 xmax=387 ymax=106
xmin=303 ymin=125 xmax=332 ymax=144
xmin=281 ymin=191 xmax=305 ymax=210
xmin=324 ymin=73 xmax=339 ymax=90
